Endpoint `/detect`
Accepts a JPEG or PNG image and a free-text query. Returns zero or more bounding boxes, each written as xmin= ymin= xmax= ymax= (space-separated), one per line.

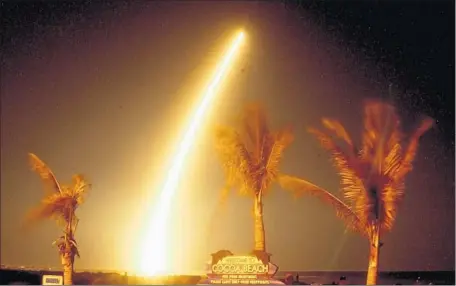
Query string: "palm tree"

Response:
xmin=25 ymin=153 xmax=91 ymax=285
xmin=213 ymin=103 xmax=294 ymax=253
xmin=279 ymin=100 xmax=433 ymax=285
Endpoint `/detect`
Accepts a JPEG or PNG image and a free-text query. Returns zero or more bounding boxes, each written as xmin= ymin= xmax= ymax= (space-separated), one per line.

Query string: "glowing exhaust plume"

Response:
xmin=138 ymin=31 xmax=245 ymax=276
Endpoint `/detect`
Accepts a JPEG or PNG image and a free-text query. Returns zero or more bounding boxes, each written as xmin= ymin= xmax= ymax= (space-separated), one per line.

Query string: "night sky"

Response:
xmin=1 ymin=1 xmax=454 ymax=273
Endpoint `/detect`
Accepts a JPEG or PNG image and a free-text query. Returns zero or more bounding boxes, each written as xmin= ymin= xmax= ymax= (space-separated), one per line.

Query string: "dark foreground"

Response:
xmin=0 ymin=269 xmax=454 ymax=285
xmin=275 ymin=271 xmax=455 ymax=285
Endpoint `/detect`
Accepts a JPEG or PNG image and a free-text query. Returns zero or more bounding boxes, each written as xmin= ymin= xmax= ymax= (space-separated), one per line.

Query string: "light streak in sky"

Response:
xmin=138 ymin=31 xmax=245 ymax=276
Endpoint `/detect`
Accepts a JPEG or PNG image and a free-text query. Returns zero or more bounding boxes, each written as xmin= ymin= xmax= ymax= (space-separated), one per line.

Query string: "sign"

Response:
xmin=42 ymin=275 xmax=63 ymax=285
xmin=206 ymin=250 xmax=279 ymax=284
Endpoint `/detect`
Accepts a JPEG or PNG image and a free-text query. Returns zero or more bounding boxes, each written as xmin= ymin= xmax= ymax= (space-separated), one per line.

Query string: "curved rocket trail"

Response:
xmin=139 ymin=31 xmax=245 ymax=276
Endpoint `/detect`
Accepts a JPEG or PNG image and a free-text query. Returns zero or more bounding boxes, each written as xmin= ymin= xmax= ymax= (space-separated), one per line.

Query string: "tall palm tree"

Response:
xmin=25 ymin=153 xmax=91 ymax=285
xmin=213 ymin=103 xmax=294 ymax=253
xmin=279 ymin=100 xmax=433 ymax=285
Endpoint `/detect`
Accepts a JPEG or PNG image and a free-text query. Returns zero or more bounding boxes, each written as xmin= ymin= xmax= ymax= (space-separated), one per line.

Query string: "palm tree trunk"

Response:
xmin=62 ymin=253 xmax=73 ymax=285
xmin=63 ymin=209 xmax=74 ymax=285
xmin=366 ymin=225 xmax=381 ymax=285
xmin=253 ymin=193 xmax=266 ymax=251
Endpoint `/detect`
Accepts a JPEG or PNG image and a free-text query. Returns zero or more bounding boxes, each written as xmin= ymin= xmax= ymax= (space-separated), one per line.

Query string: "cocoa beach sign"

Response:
xmin=205 ymin=250 xmax=280 ymax=284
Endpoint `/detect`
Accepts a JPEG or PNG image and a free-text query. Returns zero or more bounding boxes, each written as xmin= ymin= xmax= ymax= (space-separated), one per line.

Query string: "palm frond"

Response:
xmin=28 ymin=153 xmax=62 ymax=195
xmin=70 ymin=215 xmax=79 ymax=234
xmin=53 ymin=235 xmax=80 ymax=257
xmin=72 ymin=175 xmax=90 ymax=192
xmin=380 ymin=179 xmax=405 ymax=231
xmin=265 ymin=126 xmax=294 ymax=182
xmin=278 ymin=175 xmax=367 ymax=236
xmin=72 ymin=174 xmax=91 ymax=205
xmin=52 ymin=236 xmax=65 ymax=246
xmin=360 ymin=102 xmax=381 ymax=160
xmin=53 ymin=236 xmax=66 ymax=253
xmin=384 ymin=142 xmax=402 ymax=178
xmin=308 ymin=127 xmax=365 ymax=205
xmin=379 ymin=117 xmax=433 ymax=228
xmin=321 ymin=118 xmax=354 ymax=149
xmin=385 ymin=113 xmax=403 ymax=153
xmin=25 ymin=194 xmax=74 ymax=224
xmin=396 ymin=117 xmax=434 ymax=180
xmin=69 ymin=238 xmax=80 ymax=258
xmin=240 ymin=103 xmax=270 ymax=161
xmin=214 ymin=125 xmax=251 ymax=193
xmin=360 ymin=100 xmax=397 ymax=163
xmin=382 ymin=109 xmax=403 ymax=174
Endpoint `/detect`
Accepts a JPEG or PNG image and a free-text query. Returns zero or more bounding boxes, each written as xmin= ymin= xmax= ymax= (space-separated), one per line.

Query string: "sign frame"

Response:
xmin=42 ymin=274 xmax=63 ymax=285
xmin=205 ymin=250 xmax=279 ymax=284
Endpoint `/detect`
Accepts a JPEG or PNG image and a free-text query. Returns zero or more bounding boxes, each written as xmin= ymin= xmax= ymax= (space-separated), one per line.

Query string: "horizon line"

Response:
xmin=1 ymin=265 xmax=454 ymax=274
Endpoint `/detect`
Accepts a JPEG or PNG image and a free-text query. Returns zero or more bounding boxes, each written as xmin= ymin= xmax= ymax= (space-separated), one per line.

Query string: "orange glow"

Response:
xmin=137 ymin=31 xmax=245 ymax=276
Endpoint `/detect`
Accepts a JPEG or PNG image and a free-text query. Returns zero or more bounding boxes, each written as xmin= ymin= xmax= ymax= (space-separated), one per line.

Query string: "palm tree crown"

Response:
xmin=26 ymin=154 xmax=89 ymax=231
xmin=214 ymin=102 xmax=294 ymax=200
xmin=281 ymin=101 xmax=433 ymax=235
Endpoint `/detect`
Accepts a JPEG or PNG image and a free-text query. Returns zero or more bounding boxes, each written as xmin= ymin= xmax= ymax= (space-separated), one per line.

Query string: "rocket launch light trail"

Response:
xmin=138 ymin=31 xmax=245 ymax=276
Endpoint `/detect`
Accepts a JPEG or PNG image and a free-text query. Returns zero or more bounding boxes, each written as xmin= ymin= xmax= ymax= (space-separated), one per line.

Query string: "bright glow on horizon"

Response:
xmin=137 ymin=31 xmax=245 ymax=276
